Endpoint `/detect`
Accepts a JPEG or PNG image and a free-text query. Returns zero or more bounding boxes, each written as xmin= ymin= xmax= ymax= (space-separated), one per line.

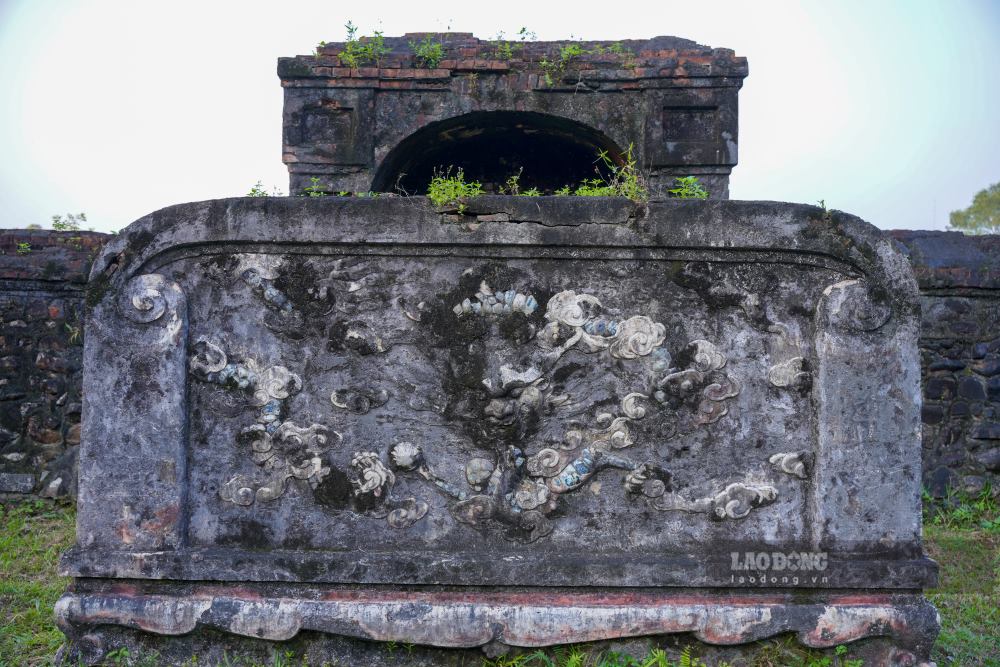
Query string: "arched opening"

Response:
xmin=371 ymin=111 xmax=624 ymax=195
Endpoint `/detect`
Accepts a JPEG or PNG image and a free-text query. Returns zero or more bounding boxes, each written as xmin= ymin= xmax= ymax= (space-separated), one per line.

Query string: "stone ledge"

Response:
xmin=56 ymin=585 xmax=939 ymax=660
xmin=59 ymin=546 xmax=938 ymax=589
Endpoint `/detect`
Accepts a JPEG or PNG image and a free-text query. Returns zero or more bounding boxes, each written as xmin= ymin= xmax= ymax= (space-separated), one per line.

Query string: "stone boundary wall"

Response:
xmin=0 ymin=225 xmax=996 ymax=499
xmin=0 ymin=229 xmax=109 ymax=498
xmin=891 ymin=230 xmax=1000 ymax=498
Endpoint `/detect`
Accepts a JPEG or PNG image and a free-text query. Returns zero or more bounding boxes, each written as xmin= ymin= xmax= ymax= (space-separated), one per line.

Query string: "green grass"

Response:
xmin=923 ymin=484 xmax=1000 ymax=533
xmin=923 ymin=525 xmax=1000 ymax=666
xmin=479 ymin=643 xmax=866 ymax=666
xmin=920 ymin=484 xmax=1000 ymax=665
xmin=2 ymin=499 xmax=998 ymax=666
xmin=0 ymin=500 xmax=76 ymax=666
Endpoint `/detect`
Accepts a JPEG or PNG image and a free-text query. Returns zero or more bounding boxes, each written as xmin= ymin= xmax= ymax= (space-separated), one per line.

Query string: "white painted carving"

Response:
xmin=653 ymin=482 xmax=778 ymax=520
xmin=768 ymin=357 xmax=810 ymax=388
xmin=453 ymin=281 xmax=538 ymax=317
xmin=351 ymin=451 xmax=395 ymax=498
xmin=769 ymin=451 xmax=812 ymax=479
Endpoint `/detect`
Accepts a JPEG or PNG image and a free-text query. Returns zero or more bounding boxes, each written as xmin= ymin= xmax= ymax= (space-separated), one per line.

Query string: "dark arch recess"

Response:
xmin=371 ymin=111 xmax=625 ymax=195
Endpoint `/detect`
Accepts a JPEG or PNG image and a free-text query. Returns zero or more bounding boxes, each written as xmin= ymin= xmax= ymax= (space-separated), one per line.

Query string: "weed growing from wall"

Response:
xmin=499 ymin=168 xmax=525 ymax=195
xmin=491 ymin=27 xmax=536 ymax=60
xmin=340 ymin=21 xmax=391 ymax=69
xmin=539 ymin=40 xmax=635 ymax=86
xmin=303 ymin=177 xmax=326 ymax=197
xmin=427 ymin=167 xmax=483 ymax=213
xmin=668 ymin=176 xmax=709 ymax=199
xmin=573 ymin=144 xmax=647 ymax=200
xmin=51 ymin=213 xmax=86 ymax=231
xmin=409 ymin=35 xmax=445 ymax=68
xmin=247 ymin=181 xmax=283 ymax=197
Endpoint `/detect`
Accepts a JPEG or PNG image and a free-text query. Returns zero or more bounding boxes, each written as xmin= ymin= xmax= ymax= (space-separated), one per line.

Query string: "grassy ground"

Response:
xmin=0 ymin=500 xmax=75 ymax=667
xmin=0 ymin=497 xmax=997 ymax=667
xmin=922 ymin=486 xmax=1000 ymax=666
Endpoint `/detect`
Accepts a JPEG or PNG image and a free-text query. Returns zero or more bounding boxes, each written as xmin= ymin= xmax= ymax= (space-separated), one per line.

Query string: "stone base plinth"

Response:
xmin=56 ymin=582 xmax=938 ymax=666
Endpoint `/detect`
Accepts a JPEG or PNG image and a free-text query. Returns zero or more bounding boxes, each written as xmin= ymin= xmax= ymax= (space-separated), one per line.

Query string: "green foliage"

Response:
xmin=553 ymin=185 xmax=572 ymax=196
xmin=521 ymin=187 xmax=541 ymax=197
xmin=51 ymin=212 xmax=86 ymax=231
xmin=573 ymin=144 xmax=647 ymax=200
xmin=931 ymin=592 xmax=1000 ymax=665
xmin=540 ymin=42 xmax=589 ymax=86
xmin=924 ymin=484 xmax=1000 ymax=533
xmin=65 ymin=322 xmax=83 ymax=344
xmin=339 ymin=21 xmax=391 ymax=69
xmin=16 ymin=241 xmax=31 ymax=255
xmin=607 ymin=41 xmax=636 ymax=68
xmin=949 ymin=181 xmax=1000 ymax=234
xmin=426 ymin=166 xmax=483 ymax=213
xmin=492 ymin=27 xmax=535 ymax=60
xmin=668 ymin=176 xmax=709 ymax=200
xmin=303 ymin=176 xmax=326 ymax=197
xmin=0 ymin=500 xmax=77 ymax=665
xmin=573 ymin=179 xmax=618 ymax=197
xmin=539 ymin=39 xmax=634 ymax=86
xmin=313 ymin=40 xmax=327 ymax=56
xmin=499 ymin=168 xmax=525 ymax=195
xmin=106 ymin=646 xmax=163 ymax=666
xmin=247 ymin=181 xmax=283 ymax=197
xmin=409 ymin=34 xmax=445 ymax=68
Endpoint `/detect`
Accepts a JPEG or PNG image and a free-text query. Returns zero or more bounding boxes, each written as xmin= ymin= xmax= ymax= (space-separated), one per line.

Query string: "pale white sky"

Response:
xmin=0 ymin=0 xmax=997 ymax=232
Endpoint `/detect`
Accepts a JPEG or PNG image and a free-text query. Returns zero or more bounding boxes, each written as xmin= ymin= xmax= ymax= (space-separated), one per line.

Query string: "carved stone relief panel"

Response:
xmin=170 ymin=250 xmax=847 ymax=554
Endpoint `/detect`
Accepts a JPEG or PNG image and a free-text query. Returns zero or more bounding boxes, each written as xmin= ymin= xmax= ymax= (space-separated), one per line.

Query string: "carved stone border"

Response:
xmin=56 ymin=586 xmax=939 ymax=663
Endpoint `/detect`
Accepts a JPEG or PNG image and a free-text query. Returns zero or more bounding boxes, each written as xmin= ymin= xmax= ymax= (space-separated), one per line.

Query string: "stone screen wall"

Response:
xmin=58 ymin=197 xmax=939 ymax=664
xmin=0 ymin=226 xmax=997 ymax=500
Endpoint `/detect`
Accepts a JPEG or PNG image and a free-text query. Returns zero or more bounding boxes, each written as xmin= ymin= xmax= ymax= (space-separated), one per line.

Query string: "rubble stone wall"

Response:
xmin=892 ymin=230 xmax=1000 ymax=498
xmin=0 ymin=226 xmax=997 ymax=500
xmin=0 ymin=230 xmax=109 ymax=497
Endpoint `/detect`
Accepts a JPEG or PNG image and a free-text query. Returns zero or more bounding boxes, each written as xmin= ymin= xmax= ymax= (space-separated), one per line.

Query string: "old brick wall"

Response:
xmin=893 ymin=230 xmax=1000 ymax=498
xmin=0 ymin=229 xmax=109 ymax=497
xmin=0 ymin=226 xmax=996 ymax=500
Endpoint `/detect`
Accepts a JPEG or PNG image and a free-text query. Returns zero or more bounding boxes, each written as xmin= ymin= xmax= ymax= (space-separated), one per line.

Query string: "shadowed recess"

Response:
xmin=371 ymin=111 xmax=624 ymax=194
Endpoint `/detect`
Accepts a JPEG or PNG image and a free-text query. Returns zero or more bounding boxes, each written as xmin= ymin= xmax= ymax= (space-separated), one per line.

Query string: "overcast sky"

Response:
xmin=0 ymin=0 xmax=997 ymax=233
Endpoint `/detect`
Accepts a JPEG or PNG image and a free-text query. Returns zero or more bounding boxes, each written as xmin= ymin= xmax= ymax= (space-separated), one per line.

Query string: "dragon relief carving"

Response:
xmin=204 ymin=265 xmax=815 ymax=540
xmin=360 ymin=286 xmax=804 ymax=542
xmin=190 ymin=339 xmax=432 ymax=529
xmin=190 ymin=340 xmax=337 ymax=506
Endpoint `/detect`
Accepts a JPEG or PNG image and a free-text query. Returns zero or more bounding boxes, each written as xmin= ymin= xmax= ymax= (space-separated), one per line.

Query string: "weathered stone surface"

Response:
xmin=975 ymin=447 xmax=1000 ymax=471
xmin=0 ymin=471 xmax=35 ymax=493
xmin=57 ymin=197 xmax=937 ymax=664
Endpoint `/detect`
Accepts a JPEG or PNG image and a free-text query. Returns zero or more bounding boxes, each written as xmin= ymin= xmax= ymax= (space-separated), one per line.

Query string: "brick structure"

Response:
xmin=0 ymin=230 xmax=108 ymax=497
xmin=279 ymin=34 xmax=746 ymax=198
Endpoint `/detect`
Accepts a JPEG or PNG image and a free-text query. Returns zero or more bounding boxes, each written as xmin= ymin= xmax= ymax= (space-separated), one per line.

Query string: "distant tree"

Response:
xmin=949 ymin=182 xmax=999 ymax=234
